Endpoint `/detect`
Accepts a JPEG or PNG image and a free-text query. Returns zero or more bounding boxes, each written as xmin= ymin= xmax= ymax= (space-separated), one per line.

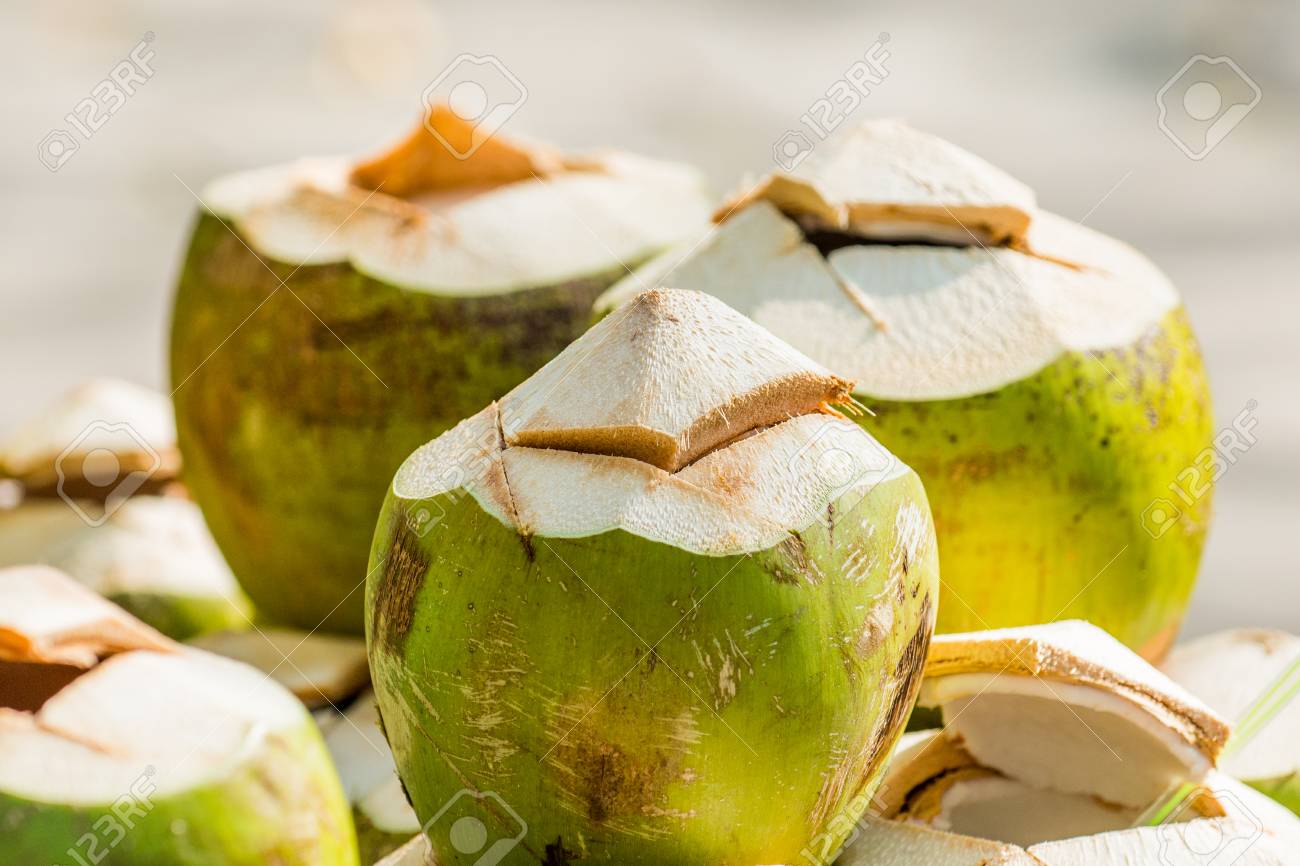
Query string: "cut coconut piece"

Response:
xmin=0 ymin=379 xmax=179 ymax=497
xmin=325 ymin=690 xmax=419 ymax=862
xmin=0 ymin=496 xmax=250 ymax=639
xmin=498 ymin=287 xmax=852 ymax=470
xmin=919 ymin=621 xmax=1227 ymax=809
xmin=1164 ymin=629 xmax=1300 ymax=814
xmin=0 ymin=566 xmax=357 ymax=865
xmin=0 ymin=564 xmax=175 ymax=665
xmin=191 ymin=627 xmax=370 ymax=707
xmin=720 ymin=119 xmax=1036 ymax=246
xmin=395 ymin=289 xmax=907 ymax=555
xmin=203 ymin=112 xmax=710 ymax=295
xmin=839 ymin=814 xmax=1038 ymax=865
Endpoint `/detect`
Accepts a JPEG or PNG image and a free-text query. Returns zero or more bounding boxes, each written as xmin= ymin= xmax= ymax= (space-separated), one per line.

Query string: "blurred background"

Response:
xmin=2 ymin=0 xmax=1296 ymax=637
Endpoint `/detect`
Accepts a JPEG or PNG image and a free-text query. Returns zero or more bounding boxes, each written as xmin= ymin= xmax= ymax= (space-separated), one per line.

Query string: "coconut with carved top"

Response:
xmin=0 ymin=565 xmax=357 ymax=865
xmin=844 ymin=621 xmax=1300 ymax=864
xmin=365 ymin=289 xmax=938 ymax=864
xmin=599 ymin=120 xmax=1213 ymax=661
xmin=169 ymin=107 xmax=712 ymax=633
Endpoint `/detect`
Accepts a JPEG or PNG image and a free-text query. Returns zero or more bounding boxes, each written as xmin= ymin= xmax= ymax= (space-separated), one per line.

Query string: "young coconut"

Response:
xmin=851 ymin=621 xmax=1300 ymax=863
xmin=0 ymin=496 xmax=250 ymax=640
xmin=0 ymin=378 xmax=180 ymax=501
xmin=1164 ymin=628 xmax=1300 ymax=816
xmin=366 ymin=289 xmax=938 ymax=864
xmin=598 ymin=120 xmax=1212 ymax=661
xmin=191 ymin=626 xmax=371 ymax=709
xmin=0 ymin=565 xmax=359 ymax=865
xmin=323 ymin=690 xmax=420 ymax=863
xmin=171 ymin=106 xmax=713 ymax=634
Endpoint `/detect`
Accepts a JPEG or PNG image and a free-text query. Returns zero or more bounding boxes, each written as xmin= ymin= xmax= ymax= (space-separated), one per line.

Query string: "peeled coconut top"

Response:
xmin=1164 ymin=628 xmax=1300 ymax=786
xmin=0 ymin=496 xmax=242 ymax=603
xmin=597 ymin=120 xmax=1179 ymax=400
xmin=395 ymin=288 xmax=911 ymax=555
xmin=0 ymin=566 xmax=305 ymax=804
xmin=0 ymin=379 xmax=178 ymax=491
xmin=863 ymin=621 xmax=1300 ymax=861
xmin=203 ymin=105 xmax=712 ymax=295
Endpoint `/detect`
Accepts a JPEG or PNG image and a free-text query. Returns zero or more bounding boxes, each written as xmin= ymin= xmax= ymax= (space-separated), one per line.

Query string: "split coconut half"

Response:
xmin=171 ymin=105 xmax=714 ymax=634
xmin=598 ymin=119 xmax=1213 ymax=660
xmin=852 ymin=621 xmax=1300 ymax=864
xmin=322 ymin=689 xmax=420 ymax=863
xmin=0 ymin=565 xmax=358 ymax=865
xmin=367 ymin=288 xmax=938 ymax=864
xmin=0 ymin=496 xmax=250 ymax=640
xmin=1164 ymin=628 xmax=1300 ymax=815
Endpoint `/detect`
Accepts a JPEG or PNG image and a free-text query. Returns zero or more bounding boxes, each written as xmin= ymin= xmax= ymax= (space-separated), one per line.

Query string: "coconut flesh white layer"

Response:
xmin=323 ymin=690 xmax=419 ymax=835
xmin=0 ymin=378 xmax=179 ymax=492
xmin=0 ymin=496 xmax=243 ymax=608
xmin=0 ymin=566 xmax=305 ymax=805
xmin=202 ymin=105 xmax=712 ymax=295
xmin=190 ymin=627 xmax=370 ymax=709
xmin=596 ymin=120 xmax=1179 ymax=400
xmin=1164 ymin=629 xmax=1300 ymax=794
xmin=861 ymin=621 xmax=1300 ymax=861
xmin=394 ymin=288 xmax=911 ymax=555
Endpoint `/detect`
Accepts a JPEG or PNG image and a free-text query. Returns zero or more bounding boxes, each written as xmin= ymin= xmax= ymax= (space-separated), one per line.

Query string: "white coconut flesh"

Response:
xmin=0 ymin=566 xmax=304 ymax=806
xmin=0 ymin=496 xmax=243 ymax=606
xmin=190 ymin=627 xmax=370 ymax=708
xmin=323 ymin=690 xmax=418 ymax=834
xmin=395 ymin=288 xmax=912 ymax=555
xmin=597 ymin=120 xmax=1179 ymax=401
xmin=0 ymin=378 xmax=178 ymax=492
xmin=1164 ymin=629 xmax=1300 ymax=791
xmin=202 ymin=105 xmax=711 ymax=295
xmin=855 ymin=622 xmax=1300 ymax=861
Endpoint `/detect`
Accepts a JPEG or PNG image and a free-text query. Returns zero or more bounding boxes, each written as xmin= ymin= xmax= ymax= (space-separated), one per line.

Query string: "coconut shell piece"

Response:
xmin=0 ymin=379 xmax=179 ymax=497
xmin=719 ymin=119 xmax=1036 ymax=246
xmin=922 ymin=620 xmax=1230 ymax=763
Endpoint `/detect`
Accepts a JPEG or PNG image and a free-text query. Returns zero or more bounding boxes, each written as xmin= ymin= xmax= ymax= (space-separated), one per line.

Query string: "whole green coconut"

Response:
xmin=599 ymin=121 xmax=1213 ymax=661
xmin=367 ymin=289 xmax=938 ymax=864
xmin=0 ymin=565 xmax=357 ymax=866
xmin=170 ymin=106 xmax=712 ymax=633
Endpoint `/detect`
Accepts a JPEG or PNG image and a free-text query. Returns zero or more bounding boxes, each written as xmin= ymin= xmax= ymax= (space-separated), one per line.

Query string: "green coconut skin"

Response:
xmin=861 ymin=308 xmax=1211 ymax=661
xmin=366 ymin=469 xmax=938 ymax=864
xmin=0 ymin=718 xmax=359 ymax=866
xmin=106 ymin=590 xmax=252 ymax=642
xmin=170 ymin=213 xmax=631 ymax=634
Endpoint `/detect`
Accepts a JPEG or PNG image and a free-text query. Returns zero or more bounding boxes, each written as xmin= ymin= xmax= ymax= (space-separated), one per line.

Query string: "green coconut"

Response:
xmin=366 ymin=288 xmax=938 ymax=864
xmin=598 ymin=120 xmax=1213 ymax=661
xmin=170 ymin=106 xmax=713 ymax=634
xmin=1164 ymin=628 xmax=1300 ymax=816
xmin=0 ymin=565 xmax=358 ymax=865
xmin=851 ymin=621 xmax=1300 ymax=864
